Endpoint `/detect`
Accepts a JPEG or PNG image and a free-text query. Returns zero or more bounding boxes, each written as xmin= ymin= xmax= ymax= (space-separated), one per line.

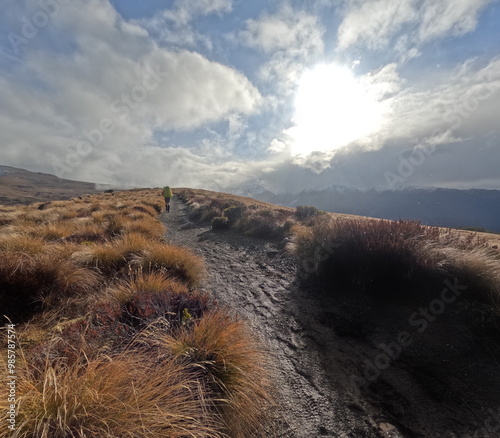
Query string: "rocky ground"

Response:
xmin=161 ymin=196 xmax=500 ymax=438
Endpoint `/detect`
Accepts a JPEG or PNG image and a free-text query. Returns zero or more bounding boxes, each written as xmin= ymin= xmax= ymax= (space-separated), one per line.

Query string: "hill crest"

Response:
xmin=0 ymin=165 xmax=116 ymax=205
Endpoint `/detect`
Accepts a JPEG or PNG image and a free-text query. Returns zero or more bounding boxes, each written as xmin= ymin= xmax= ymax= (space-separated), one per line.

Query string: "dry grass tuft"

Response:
xmin=30 ymin=221 xmax=76 ymax=241
xmin=140 ymin=310 xmax=273 ymax=437
xmin=109 ymin=271 xmax=190 ymax=305
xmin=177 ymin=188 xmax=296 ymax=240
xmin=108 ymin=271 xmax=210 ymax=331
xmin=0 ymin=351 xmax=220 ymax=438
xmin=138 ymin=242 xmax=207 ymax=287
xmin=0 ymin=188 xmax=273 ymax=437
xmin=0 ymin=251 xmax=100 ymax=321
xmin=71 ymin=242 xmax=129 ymax=272
xmin=288 ymin=217 xmax=500 ymax=311
xmin=0 ymin=234 xmax=45 ymax=254
xmin=123 ymin=215 xmax=166 ymax=238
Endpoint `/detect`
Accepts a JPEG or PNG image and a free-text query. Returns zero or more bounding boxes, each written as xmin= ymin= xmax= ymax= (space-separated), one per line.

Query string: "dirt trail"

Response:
xmin=161 ymin=197 xmax=388 ymax=438
xmin=160 ymin=197 xmax=500 ymax=438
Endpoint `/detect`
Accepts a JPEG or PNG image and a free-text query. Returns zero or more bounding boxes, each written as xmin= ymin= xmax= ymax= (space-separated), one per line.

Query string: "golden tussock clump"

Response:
xmin=0 ymin=351 xmax=220 ymax=438
xmin=0 ymin=188 xmax=273 ymax=437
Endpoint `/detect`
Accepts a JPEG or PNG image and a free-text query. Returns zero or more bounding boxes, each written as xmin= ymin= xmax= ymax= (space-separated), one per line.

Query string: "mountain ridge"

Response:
xmin=251 ymin=186 xmax=500 ymax=232
xmin=0 ymin=165 xmax=117 ymax=205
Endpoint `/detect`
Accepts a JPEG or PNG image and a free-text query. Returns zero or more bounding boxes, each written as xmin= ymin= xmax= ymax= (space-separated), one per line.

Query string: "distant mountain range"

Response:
xmin=0 ymin=165 xmax=115 ymax=205
xmin=2 ymin=165 xmax=498 ymax=232
xmin=253 ymin=187 xmax=500 ymax=232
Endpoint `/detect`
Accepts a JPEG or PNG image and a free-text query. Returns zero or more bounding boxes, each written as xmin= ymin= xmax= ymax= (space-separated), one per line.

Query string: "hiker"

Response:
xmin=162 ymin=186 xmax=173 ymax=212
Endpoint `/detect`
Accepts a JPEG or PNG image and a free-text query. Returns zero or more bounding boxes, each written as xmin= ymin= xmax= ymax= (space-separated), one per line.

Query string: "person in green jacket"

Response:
xmin=162 ymin=186 xmax=173 ymax=212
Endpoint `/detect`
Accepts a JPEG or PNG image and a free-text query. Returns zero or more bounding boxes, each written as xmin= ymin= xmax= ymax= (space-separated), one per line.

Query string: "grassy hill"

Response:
xmin=0 ymin=189 xmax=270 ymax=437
xmin=0 ymin=165 xmax=115 ymax=205
xmin=2 ymin=185 xmax=500 ymax=437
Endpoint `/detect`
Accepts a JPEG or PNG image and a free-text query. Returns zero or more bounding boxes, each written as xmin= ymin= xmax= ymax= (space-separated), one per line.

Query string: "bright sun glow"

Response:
xmin=286 ymin=64 xmax=385 ymax=156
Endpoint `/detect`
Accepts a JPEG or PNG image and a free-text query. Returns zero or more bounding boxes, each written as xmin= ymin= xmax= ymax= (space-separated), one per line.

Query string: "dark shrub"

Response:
xmin=237 ymin=211 xmax=285 ymax=239
xmin=295 ymin=205 xmax=324 ymax=220
xmin=223 ymin=205 xmax=244 ymax=225
xmin=291 ymin=219 xmax=443 ymax=297
xmin=212 ymin=216 xmax=230 ymax=230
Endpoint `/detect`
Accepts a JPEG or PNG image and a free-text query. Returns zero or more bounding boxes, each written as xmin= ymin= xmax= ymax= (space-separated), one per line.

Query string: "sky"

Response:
xmin=0 ymin=0 xmax=499 ymax=194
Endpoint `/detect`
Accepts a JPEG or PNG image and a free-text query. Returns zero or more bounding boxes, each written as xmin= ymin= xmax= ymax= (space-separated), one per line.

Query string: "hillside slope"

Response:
xmin=0 ymin=165 xmax=111 ymax=205
xmin=164 ymin=194 xmax=500 ymax=438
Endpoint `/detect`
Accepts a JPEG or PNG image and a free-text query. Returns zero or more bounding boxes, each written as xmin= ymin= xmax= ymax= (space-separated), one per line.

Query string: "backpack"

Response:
xmin=163 ymin=186 xmax=173 ymax=198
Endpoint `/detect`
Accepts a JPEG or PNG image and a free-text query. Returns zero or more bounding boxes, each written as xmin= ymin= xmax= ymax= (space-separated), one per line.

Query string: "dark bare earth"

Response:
xmin=162 ymin=196 xmax=500 ymax=438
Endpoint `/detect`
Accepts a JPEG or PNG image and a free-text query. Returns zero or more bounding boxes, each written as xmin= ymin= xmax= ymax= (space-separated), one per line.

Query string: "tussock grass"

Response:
xmin=72 ymin=242 xmax=128 ymax=272
xmin=289 ymin=219 xmax=437 ymax=292
xmin=177 ymin=188 xmax=295 ymax=240
xmin=0 ymin=251 xmax=100 ymax=321
xmin=130 ymin=204 xmax=159 ymax=217
xmin=139 ymin=242 xmax=206 ymax=288
xmin=71 ymin=233 xmax=205 ymax=287
xmin=235 ymin=208 xmax=294 ymax=239
xmin=17 ymin=210 xmax=47 ymax=224
xmin=30 ymin=221 xmax=78 ymax=241
xmin=123 ymin=215 xmax=166 ymax=238
xmin=288 ymin=217 xmax=500 ymax=311
xmin=102 ymin=271 xmax=209 ymax=330
xmin=437 ymin=246 xmax=500 ymax=307
xmin=0 ymin=188 xmax=272 ymax=436
xmin=64 ymin=222 xmax=108 ymax=243
xmin=0 ymin=234 xmax=45 ymax=254
xmin=109 ymin=271 xmax=191 ymax=305
xmin=139 ymin=310 xmax=272 ymax=437
xmin=0 ymin=210 xmax=18 ymax=226
xmin=71 ymin=233 xmax=150 ymax=272
xmin=0 ymin=352 xmax=219 ymax=438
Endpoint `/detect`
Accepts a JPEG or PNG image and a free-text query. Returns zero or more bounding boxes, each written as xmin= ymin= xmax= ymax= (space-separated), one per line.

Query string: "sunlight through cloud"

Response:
xmin=286 ymin=63 xmax=386 ymax=156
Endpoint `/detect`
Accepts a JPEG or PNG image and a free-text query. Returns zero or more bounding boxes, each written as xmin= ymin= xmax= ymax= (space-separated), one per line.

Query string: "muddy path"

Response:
xmin=160 ymin=197 xmax=500 ymax=438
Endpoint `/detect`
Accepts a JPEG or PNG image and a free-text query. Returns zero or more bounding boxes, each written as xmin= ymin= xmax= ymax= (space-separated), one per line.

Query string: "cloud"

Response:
xmin=267 ymin=138 xmax=286 ymax=154
xmin=0 ymin=0 xmax=261 ymax=187
xmin=261 ymin=56 xmax=500 ymax=190
xmin=337 ymin=0 xmax=494 ymax=54
xmin=240 ymin=8 xmax=322 ymax=54
xmin=163 ymin=0 xmax=232 ymax=26
xmin=252 ymin=131 xmax=500 ymax=193
xmin=239 ymin=5 xmax=324 ymax=88
xmin=136 ymin=0 xmax=232 ymax=50
xmin=418 ymin=0 xmax=493 ymax=42
xmin=338 ymin=0 xmax=417 ymax=50
xmin=380 ymin=57 xmax=500 ymax=142
xmin=1 ymin=0 xmax=498 ymax=195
